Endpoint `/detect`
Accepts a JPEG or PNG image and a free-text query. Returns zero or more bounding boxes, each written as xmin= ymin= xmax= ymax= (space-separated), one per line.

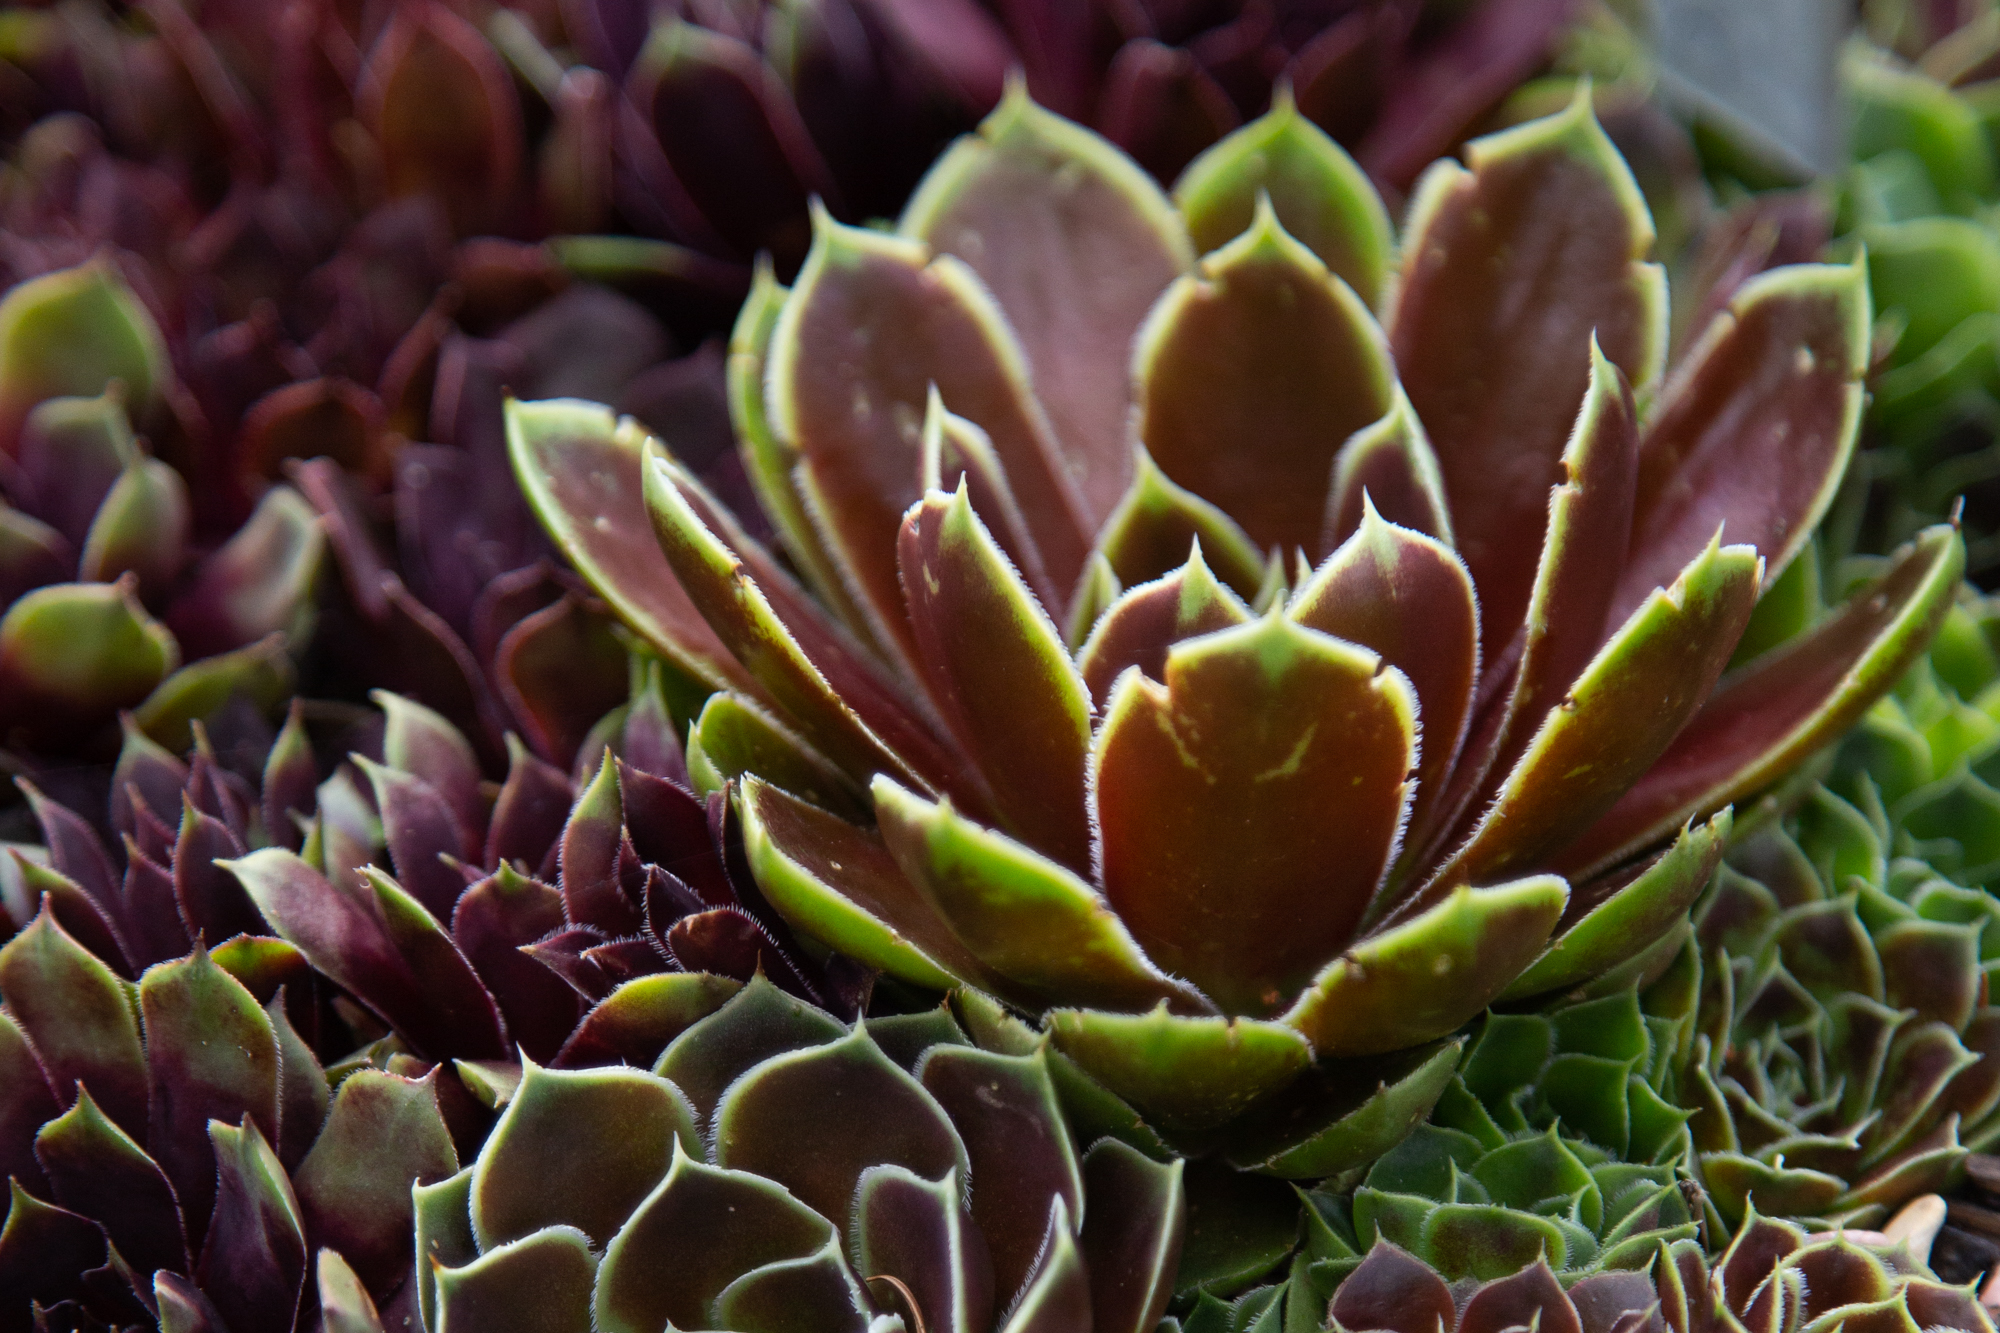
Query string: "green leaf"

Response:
xmin=433 ymin=1226 xmax=598 ymax=1333
xmin=0 ymin=259 xmax=168 ymax=450
xmin=1046 ymin=1007 xmax=1311 ymax=1138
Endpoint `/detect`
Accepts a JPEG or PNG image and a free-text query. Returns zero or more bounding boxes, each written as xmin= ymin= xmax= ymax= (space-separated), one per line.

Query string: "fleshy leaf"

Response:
xmin=899 ymin=485 xmax=1093 ymax=868
xmin=595 ymin=1143 xmax=835 ymax=1333
xmin=901 ymin=84 xmax=1192 ymax=525
xmin=33 ymin=1085 xmax=187 ymax=1279
xmin=1389 ymin=91 xmax=1664 ymax=663
xmin=0 ymin=578 xmax=178 ymax=744
xmin=0 ymin=1010 xmax=55 ymax=1196
xmin=1424 ymin=537 xmax=1761 ymax=892
xmin=0 ymin=260 xmax=168 ymax=451
xmin=920 ymin=1046 xmax=1082 ymax=1304
xmin=1077 ymin=1139 xmax=1184 ymax=1333
xmin=652 ymin=973 xmax=844 ymax=1127
xmin=133 ymin=635 xmax=294 ymax=755
xmin=738 ymin=776 xmax=996 ymax=993
xmin=1174 ymin=86 xmax=1392 ymax=307
xmin=711 ymin=1235 xmax=874 ymax=1333
xmin=1503 ymin=810 xmax=1731 ymax=1000
xmin=292 ymin=1069 xmax=458 ymax=1298
xmin=1225 ymin=1040 xmax=1464 ymax=1178
xmin=873 ymin=776 xmax=1209 ymax=1014
xmin=1046 ymin=1007 xmax=1311 ymax=1137
xmin=78 ymin=457 xmax=190 ymax=596
xmin=1616 ymin=261 xmax=1869 ymax=620
xmin=1290 ymin=503 xmax=1478 ymax=861
xmin=376 ymin=691 xmax=486 ymax=845
xmin=363 ymin=868 xmax=509 ymax=1059
xmin=1555 ymin=524 xmax=1964 ymax=877
xmin=0 ymin=907 xmax=146 ymax=1137
xmin=1093 ymin=614 xmax=1415 ymax=1016
xmin=642 ymin=443 xmax=966 ymax=800
xmin=853 ymin=1165 xmax=990 ymax=1333
xmin=1283 ymin=879 xmax=1569 ymax=1058
xmin=686 ymin=691 xmax=866 ymax=819
xmin=414 ymin=1168 xmax=477 ymax=1332
xmin=1133 ymin=195 xmax=1393 ymax=560
xmin=999 ymin=1196 xmax=1094 ymax=1333
xmin=196 ymin=1118 xmax=308 ymax=1333
xmin=139 ymin=945 xmax=280 ymax=1239
xmin=433 ymin=1226 xmax=597 ymax=1333
xmin=317 ymin=1248 xmax=387 ymax=1333
xmin=163 ymin=486 xmax=324 ymax=658
xmin=506 ymin=398 xmax=751 ymax=692
xmin=1092 ymin=446 xmax=1266 ymax=599
xmin=356 ymin=757 xmax=474 ymax=922
xmin=553 ymin=972 xmax=742 ymax=1070
xmin=767 ymin=208 xmax=1089 ymax=645
xmin=1078 ymin=543 xmax=1250 ymax=704
xmin=470 ymin=1062 xmax=696 ymax=1251
xmin=1322 ymin=389 xmax=1455 ymax=550
xmin=712 ymin=1028 xmax=967 ymax=1233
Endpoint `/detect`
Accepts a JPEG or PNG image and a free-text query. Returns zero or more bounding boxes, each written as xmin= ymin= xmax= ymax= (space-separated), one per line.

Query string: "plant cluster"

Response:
xmin=9 ymin=4 xmax=2000 ymax=1333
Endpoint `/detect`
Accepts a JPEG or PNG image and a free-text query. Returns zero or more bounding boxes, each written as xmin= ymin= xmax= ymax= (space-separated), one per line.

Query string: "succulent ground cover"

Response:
xmin=515 ymin=81 xmax=1964 ymax=1171
xmin=13 ymin=6 xmax=2000 ymax=1333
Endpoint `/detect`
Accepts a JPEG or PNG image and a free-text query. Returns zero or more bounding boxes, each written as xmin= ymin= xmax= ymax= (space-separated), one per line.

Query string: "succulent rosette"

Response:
xmin=415 ymin=975 xmax=1185 ymax=1333
xmin=6 ymin=656 xmax=853 ymax=1086
xmin=1633 ymin=597 xmax=2000 ymax=1229
xmin=1245 ymin=1213 xmax=1996 ymax=1333
xmin=514 ymin=81 xmax=1962 ymax=1162
xmin=0 ymin=264 xmax=320 ymax=797
xmin=0 ymin=920 xmax=459 ymax=1329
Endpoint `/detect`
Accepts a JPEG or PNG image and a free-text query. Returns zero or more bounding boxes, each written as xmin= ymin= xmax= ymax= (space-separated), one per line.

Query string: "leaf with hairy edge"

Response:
xmin=33 ymin=1086 xmax=187 ymax=1278
xmin=1503 ymin=811 xmax=1730 ymax=1001
xmin=1093 ymin=447 xmax=1267 ymax=599
xmin=433 ymin=1227 xmax=597 ymax=1333
xmin=1175 ymin=87 xmax=1392 ymax=307
xmin=713 ymin=1029 xmax=968 ymax=1232
xmin=317 ymin=1249 xmax=386 ymax=1333
xmin=0 ymin=1181 xmax=103 ymax=1321
xmin=900 ymin=485 xmax=1093 ymax=869
xmin=686 ymin=692 xmax=866 ymax=819
xmin=595 ymin=1144 xmax=834 ymax=1333
xmin=1292 ymin=504 xmax=1477 ymax=860
xmin=452 ymin=867 xmax=579 ymax=1065
xmin=415 ymin=1168 xmax=476 ymax=1331
xmin=197 ymin=1118 xmax=307 ymax=1333
xmin=355 ymin=758 xmax=472 ymax=922
xmin=873 ymin=777 xmax=1210 ymax=1015
xmin=921 ymin=1047 xmax=1083 ymax=1304
xmin=1077 ymin=1140 xmax=1184 ymax=1333
xmin=1616 ymin=261 xmax=1869 ymax=623
xmin=731 ymin=260 xmax=873 ymax=639
xmin=1134 ymin=197 xmax=1394 ymax=559
xmin=854 ymin=1165 xmax=990 ymax=1333
xmin=642 ymin=444 xmax=970 ymax=803
xmin=1323 ymin=390 xmax=1455 ymax=551
xmin=1093 ymin=615 xmax=1415 ymax=1016
xmin=139 ymin=946 xmax=279 ymax=1239
xmin=363 ymin=869 xmax=509 ymax=1060
xmin=902 ymin=85 xmax=1192 ymax=525
xmin=919 ymin=390 xmax=1054 ymax=608
xmin=0 ymin=908 xmax=145 ymax=1137
xmin=1078 ymin=545 xmax=1251 ymax=704
xmin=1227 ymin=1040 xmax=1463 ymax=1178
xmin=0 ymin=1012 xmax=54 ymax=1196
xmin=1284 ymin=879 xmax=1568 ymax=1058
xmin=1389 ymin=90 xmax=1664 ymax=665
xmin=1046 ymin=1007 xmax=1310 ymax=1136
xmin=1557 ymin=525 xmax=1965 ymax=878
xmin=559 ymin=755 xmax=641 ymax=936
xmin=1001 ymin=1196 xmax=1094 ymax=1333
xmin=1423 ymin=537 xmax=1761 ymax=895
xmin=768 ymin=209 xmax=1089 ymax=653
xmin=225 ymin=850 xmax=496 ymax=1063
xmin=712 ymin=1235 xmax=874 ymax=1330
xmin=293 ymin=1070 xmax=458 ymax=1298
xmin=506 ymin=398 xmax=750 ymax=693
xmin=553 ymin=973 xmax=743 ymax=1070
xmin=736 ymin=777 xmax=988 ymax=993
xmin=472 ymin=1063 xmax=696 ymax=1251
xmin=653 ymin=975 xmax=844 ymax=1127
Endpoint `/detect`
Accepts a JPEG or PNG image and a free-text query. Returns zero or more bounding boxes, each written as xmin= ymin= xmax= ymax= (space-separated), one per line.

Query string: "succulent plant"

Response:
xmin=0 ymin=920 xmax=458 ymax=1330
xmin=1634 ymin=599 xmax=2000 ymax=1230
xmin=7 ymin=660 xmax=854 ymax=1082
xmin=0 ymin=265 xmax=323 ymax=803
xmin=416 ymin=974 xmax=1184 ymax=1333
xmin=515 ymin=78 xmax=1962 ymax=1163
xmin=1216 ymin=1211 xmax=1997 ymax=1333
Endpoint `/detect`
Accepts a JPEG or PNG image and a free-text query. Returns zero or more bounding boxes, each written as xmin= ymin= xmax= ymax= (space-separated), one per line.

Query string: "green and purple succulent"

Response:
xmin=513 ymin=80 xmax=1961 ymax=1163
xmin=417 ymin=976 xmax=1185 ymax=1333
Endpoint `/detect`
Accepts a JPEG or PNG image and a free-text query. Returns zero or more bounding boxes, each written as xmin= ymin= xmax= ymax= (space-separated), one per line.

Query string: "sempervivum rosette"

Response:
xmin=509 ymin=84 xmax=1965 ymax=1165
xmin=0 ymin=925 xmax=458 ymax=1329
xmin=415 ymin=976 xmax=1184 ymax=1333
